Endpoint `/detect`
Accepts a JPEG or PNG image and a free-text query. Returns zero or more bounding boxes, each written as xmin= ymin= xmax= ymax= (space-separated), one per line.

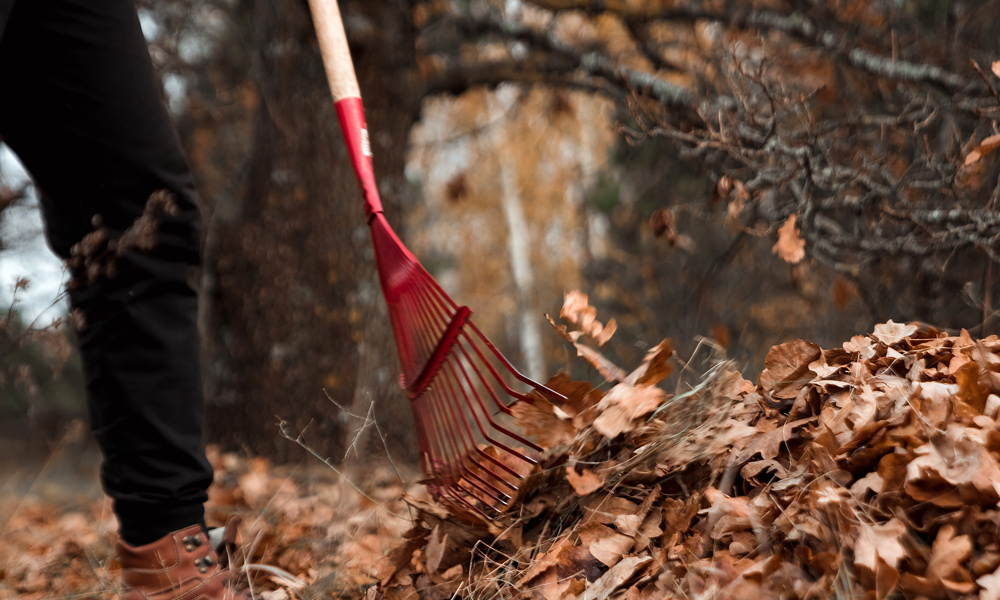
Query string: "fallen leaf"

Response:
xmin=512 ymin=395 xmax=576 ymax=448
xmin=740 ymin=459 xmax=788 ymax=484
xmin=854 ymin=518 xmax=906 ymax=572
xmin=578 ymin=523 xmax=634 ymax=567
xmin=560 ymin=291 xmax=616 ymax=346
xmin=519 ymin=537 xmax=575 ymax=587
xmin=905 ymin=425 xmax=1000 ymax=505
xmin=546 ymin=315 xmax=584 ymax=344
xmin=623 ymin=340 xmax=673 ymax=386
xmin=978 ymin=563 xmax=1000 ymax=600
xmin=548 ymin=311 xmax=625 ymax=382
xmin=955 ymin=362 xmax=990 ymax=415
xmin=704 ymin=487 xmax=761 ymax=540
xmin=928 ymin=525 xmax=972 ymax=579
xmin=872 ymin=320 xmax=918 ymax=346
xmin=575 ymin=344 xmax=628 ymax=383
xmin=759 ymin=339 xmax=822 ymax=397
xmin=964 ymin=133 xmax=1000 ymax=166
xmin=566 ymin=466 xmax=604 ymax=496
xmin=593 ymin=383 xmax=665 ymax=438
xmin=542 ymin=373 xmax=601 ymax=417
xmin=843 ymin=335 xmax=876 ymax=360
xmin=808 ymin=355 xmax=841 ymax=378
xmin=523 ymin=565 xmax=586 ymax=600
xmin=587 ymin=557 xmax=653 ymax=598
xmin=424 ymin=526 xmax=447 ymax=573
xmin=850 ymin=470 xmax=883 ymax=499
xmin=556 ymin=544 xmax=605 ymax=583
xmin=734 ymin=417 xmax=815 ymax=464
xmin=773 ymin=213 xmax=805 ymax=263
xmin=581 ymin=494 xmax=640 ymax=526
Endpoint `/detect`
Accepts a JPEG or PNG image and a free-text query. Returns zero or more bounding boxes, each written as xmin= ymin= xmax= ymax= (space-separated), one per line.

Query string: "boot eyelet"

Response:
xmin=195 ymin=555 xmax=214 ymax=574
xmin=182 ymin=535 xmax=203 ymax=552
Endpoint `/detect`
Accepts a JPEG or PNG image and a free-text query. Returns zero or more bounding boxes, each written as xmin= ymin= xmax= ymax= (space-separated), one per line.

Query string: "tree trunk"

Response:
xmin=199 ymin=0 xmax=419 ymax=463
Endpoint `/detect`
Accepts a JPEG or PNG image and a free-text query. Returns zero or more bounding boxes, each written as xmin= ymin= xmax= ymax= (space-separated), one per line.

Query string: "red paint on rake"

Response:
xmin=331 ymin=96 xmax=565 ymax=520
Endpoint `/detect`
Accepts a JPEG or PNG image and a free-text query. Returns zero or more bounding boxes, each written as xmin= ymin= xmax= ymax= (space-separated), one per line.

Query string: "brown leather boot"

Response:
xmin=117 ymin=518 xmax=241 ymax=600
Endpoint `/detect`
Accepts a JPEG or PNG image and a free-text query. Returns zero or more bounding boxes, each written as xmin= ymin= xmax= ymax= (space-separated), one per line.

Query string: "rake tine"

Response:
xmin=439 ymin=359 xmax=533 ymax=483
xmin=460 ymin=330 xmax=533 ymax=406
xmin=435 ymin=363 xmax=523 ymax=491
xmin=403 ymin=288 xmax=445 ymax=376
xmin=424 ymin=389 xmax=467 ymax=480
xmin=392 ymin=288 xmax=425 ymax=372
xmin=440 ymin=484 xmax=497 ymax=521
xmin=428 ymin=394 xmax=501 ymax=495
xmin=426 ymin=369 xmax=515 ymax=495
xmin=427 ymin=381 xmax=476 ymax=485
xmin=429 ymin=370 xmax=478 ymax=456
xmin=451 ymin=339 xmax=544 ymax=457
xmin=456 ymin=464 xmax=511 ymax=507
xmin=416 ymin=266 xmax=458 ymax=311
xmin=404 ymin=277 xmax=542 ymax=481
xmin=416 ymin=396 xmax=453 ymax=482
xmin=453 ymin=478 xmax=502 ymax=511
xmin=466 ymin=323 xmax=567 ymax=403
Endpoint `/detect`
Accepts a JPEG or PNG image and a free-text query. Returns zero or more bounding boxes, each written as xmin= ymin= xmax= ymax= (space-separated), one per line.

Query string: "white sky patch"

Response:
xmin=137 ymin=8 xmax=161 ymax=40
xmin=162 ymin=73 xmax=190 ymax=115
xmin=0 ymin=145 xmax=70 ymax=324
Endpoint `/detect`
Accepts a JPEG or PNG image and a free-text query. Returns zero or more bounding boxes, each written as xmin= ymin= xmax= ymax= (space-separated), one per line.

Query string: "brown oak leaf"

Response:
xmin=623 ymin=340 xmax=673 ymax=386
xmin=843 ymin=335 xmax=876 ymax=360
xmin=964 ymin=133 xmax=1000 ymax=166
xmin=560 ymin=290 xmax=617 ymax=346
xmin=872 ymin=320 xmax=918 ymax=346
xmin=978 ymin=563 xmax=1000 ymax=600
xmin=772 ymin=213 xmax=805 ymax=263
xmin=587 ymin=557 xmax=653 ymax=598
xmin=759 ymin=339 xmax=822 ymax=398
xmin=854 ymin=518 xmax=906 ymax=572
xmin=566 ymin=466 xmax=605 ymax=496
xmin=593 ymin=383 xmax=666 ymax=438
xmin=511 ymin=396 xmax=576 ymax=448
xmin=577 ymin=523 xmax=634 ymax=567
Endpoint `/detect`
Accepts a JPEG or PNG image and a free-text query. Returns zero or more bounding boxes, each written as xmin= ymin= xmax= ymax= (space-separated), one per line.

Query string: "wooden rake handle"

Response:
xmin=307 ymin=0 xmax=383 ymax=220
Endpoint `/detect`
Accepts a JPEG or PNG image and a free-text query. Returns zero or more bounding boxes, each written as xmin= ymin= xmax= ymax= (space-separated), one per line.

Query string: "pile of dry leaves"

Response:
xmin=374 ymin=292 xmax=1000 ymax=600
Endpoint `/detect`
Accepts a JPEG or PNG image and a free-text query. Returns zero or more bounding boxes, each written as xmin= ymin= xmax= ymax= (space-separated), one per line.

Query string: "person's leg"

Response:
xmin=0 ymin=0 xmax=213 ymax=545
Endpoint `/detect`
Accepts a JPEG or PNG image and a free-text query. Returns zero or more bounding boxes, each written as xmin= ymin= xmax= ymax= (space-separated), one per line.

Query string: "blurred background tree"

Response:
xmin=134 ymin=0 xmax=421 ymax=461
xmin=2 ymin=0 xmax=998 ymax=464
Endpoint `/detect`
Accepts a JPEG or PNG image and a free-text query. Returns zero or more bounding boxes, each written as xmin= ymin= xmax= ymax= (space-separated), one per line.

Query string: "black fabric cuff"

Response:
xmin=115 ymin=500 xmax=206 ymax=546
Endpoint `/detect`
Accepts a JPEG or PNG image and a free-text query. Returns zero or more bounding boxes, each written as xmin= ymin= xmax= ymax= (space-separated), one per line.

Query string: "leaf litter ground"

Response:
xmin=4 ymin=291 xmax=1000 ymax=600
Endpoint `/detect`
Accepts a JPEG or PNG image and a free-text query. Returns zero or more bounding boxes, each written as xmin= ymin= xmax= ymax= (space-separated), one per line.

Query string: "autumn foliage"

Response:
xmin=374 ymin=293 xmax=1000 ymax=600
xmin=5 ymin=292 xmax=1000 ymax=599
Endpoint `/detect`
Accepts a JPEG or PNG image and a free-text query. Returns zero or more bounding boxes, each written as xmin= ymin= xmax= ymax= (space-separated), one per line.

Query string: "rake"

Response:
xmin=307 ymin=0 xmax=566 ymax=521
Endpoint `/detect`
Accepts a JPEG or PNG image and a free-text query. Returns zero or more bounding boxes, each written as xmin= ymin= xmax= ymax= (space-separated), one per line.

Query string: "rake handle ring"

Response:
xmin=404 ymin=306 xmax=472 ymax=399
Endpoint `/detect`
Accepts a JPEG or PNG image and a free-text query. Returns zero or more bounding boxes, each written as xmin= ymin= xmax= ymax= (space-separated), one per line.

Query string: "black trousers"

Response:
xmin=0 ymin=0 xmax=213 ymax=544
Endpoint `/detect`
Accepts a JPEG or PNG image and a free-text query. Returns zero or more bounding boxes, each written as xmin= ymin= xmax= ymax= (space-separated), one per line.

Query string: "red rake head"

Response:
xmin=368 ymin=213 xmax=565 ymax=521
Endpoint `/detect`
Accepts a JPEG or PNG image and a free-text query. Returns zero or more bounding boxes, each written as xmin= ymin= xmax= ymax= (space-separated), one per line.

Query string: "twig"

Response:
xmin=323 ymin=389 xmax=412 ymax=518
xmin=278 ymin=420 xmax=411 ymax=521
xmin=971 ymin=59 xmax=1000 ymax=107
